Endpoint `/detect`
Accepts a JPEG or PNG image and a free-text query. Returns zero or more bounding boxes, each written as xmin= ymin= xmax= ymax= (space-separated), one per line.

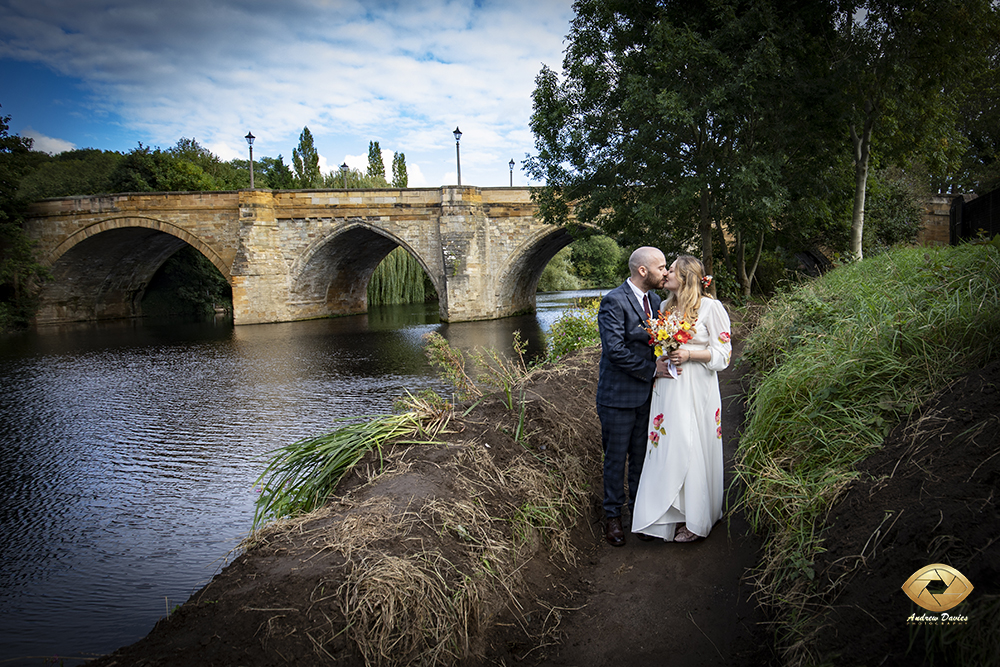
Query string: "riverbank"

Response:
xmin=85 ymin=324 xmax=772 ymax=666
xmin=83 ymin=280 xmax=1000 ymax=665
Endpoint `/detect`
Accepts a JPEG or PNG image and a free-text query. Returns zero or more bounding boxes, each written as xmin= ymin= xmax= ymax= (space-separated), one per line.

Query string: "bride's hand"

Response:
xmin=669 ymin=349 xmax=690 ymax=366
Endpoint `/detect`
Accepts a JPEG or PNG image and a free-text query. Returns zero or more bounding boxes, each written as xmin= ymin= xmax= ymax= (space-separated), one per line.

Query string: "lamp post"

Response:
xmin=340 ymin=162 xmax=349 ymax=189
xmin=509 ymin=159 xmax=514 ymax=187
xmin=244 ymin=132 xmax=255 ymax=189
xmin=453 ymin=127 xmax=462 ymax=186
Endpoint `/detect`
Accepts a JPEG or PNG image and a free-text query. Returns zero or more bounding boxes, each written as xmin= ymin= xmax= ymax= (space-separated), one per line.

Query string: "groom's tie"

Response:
xmin=642 ymin=293 xmax=651 ymax=319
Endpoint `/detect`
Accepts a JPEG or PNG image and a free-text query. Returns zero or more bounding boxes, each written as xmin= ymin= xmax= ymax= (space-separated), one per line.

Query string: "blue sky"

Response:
xmin=0 ymin=0 xmax=575 ymax=187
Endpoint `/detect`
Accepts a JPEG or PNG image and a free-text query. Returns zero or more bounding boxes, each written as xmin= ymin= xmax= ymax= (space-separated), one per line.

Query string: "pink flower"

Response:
xmin=719 ymin=331 xmax=731 ymax=344
xmin=715 ymin=408 xmax=721 ymax=424
xmin=649 ymin=431 xmax=660 ymax=446
xmin=653 ymin=413 xmax=664 ymax=429
xmin=717 ymin=426 xmax=723 ymax=439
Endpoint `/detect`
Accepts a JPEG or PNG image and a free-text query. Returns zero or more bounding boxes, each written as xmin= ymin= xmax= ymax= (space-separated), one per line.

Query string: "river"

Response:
xmin=0 ymin=290 xmax=602 ymax=666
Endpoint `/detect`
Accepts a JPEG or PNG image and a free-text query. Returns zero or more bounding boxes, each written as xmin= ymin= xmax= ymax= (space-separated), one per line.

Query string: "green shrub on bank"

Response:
xmin=735 ymin=241 xmax=1000 ymax=663
xmin=545 ymin=297 xmax=601 ymax=361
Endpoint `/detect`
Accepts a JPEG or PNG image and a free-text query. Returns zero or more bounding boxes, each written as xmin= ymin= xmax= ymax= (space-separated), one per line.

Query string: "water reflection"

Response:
xmin=0 ymin=290 xmax=604 ymax=665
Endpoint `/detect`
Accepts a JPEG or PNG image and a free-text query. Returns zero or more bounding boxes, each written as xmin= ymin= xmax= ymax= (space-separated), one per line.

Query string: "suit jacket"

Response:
xmin=596 ymin=280 xmax=662 ymax=408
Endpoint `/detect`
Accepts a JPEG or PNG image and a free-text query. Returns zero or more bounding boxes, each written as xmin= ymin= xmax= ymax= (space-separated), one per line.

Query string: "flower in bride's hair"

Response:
xmin=701 ymin=275 xmax=713 ymax=288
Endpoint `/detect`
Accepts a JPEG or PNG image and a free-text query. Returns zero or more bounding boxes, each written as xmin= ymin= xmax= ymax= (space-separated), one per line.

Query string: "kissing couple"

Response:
xmin=595 ymin=247 xmax=732 ymax=546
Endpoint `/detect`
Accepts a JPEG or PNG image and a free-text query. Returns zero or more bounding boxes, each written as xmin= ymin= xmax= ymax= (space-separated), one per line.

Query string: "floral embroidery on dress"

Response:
xmin=716 ymin=425 xmax=723 ymax=439
xmin=715 ymin=408 xmax=721 ymax=424
xmin=719 ymin=331 xmax=731 ymax=344
xmin=649 ymin=413 xmax=666 ymax=447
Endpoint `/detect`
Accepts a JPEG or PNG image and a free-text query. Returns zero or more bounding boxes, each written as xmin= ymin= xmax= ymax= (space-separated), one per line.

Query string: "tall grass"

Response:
xmin=735 ymin=241 xmax=1000 ymax=663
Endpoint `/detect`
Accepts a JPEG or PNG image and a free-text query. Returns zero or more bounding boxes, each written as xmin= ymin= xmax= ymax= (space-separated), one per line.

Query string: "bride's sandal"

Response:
xmin=674 ymin=525 xmax=701 ymax=543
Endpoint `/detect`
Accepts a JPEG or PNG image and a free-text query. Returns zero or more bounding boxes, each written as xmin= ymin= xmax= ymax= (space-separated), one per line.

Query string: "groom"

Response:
xmin=596 ymin=246 xmax=670 ymax=546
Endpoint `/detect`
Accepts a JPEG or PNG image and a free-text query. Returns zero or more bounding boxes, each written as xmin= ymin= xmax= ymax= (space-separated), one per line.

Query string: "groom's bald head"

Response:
xmin=629 ymin=246 xmax=665 ymax=278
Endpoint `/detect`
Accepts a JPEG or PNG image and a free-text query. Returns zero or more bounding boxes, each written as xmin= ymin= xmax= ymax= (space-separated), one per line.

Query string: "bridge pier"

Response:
xmin=25 ymin=187 xmax=575 ymax=326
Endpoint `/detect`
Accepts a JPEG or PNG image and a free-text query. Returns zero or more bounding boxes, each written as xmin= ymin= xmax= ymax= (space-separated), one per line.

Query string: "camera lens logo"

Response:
xmin=901 ymin=564 xmax=973 ymax=612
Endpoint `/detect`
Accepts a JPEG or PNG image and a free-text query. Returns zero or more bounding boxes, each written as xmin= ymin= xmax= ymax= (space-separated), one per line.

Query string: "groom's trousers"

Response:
xmin=597 ymin=396 xmax=652 ymax=519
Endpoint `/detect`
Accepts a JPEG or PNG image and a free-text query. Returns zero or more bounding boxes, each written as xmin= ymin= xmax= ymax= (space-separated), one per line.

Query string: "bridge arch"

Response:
xmin=35 ymin=215 xmax=231 ymax=325
xmin=287 ymin=221 xmax=442 ymax=321
xmin=495 ymin=225 xmax=578 ymax=316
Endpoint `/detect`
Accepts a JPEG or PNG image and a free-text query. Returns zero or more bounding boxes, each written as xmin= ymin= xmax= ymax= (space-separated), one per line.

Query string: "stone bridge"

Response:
xmin=24 ymin=186 xmax=575 ymax=326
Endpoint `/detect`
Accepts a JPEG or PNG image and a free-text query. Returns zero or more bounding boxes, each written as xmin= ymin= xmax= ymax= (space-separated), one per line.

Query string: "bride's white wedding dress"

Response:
xmin=632 ymin=297 xmax=732 ymax=541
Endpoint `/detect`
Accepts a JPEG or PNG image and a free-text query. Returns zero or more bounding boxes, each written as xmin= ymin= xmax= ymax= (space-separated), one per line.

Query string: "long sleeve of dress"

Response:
xmin=700 ymin=298 xmax=732 ymax=373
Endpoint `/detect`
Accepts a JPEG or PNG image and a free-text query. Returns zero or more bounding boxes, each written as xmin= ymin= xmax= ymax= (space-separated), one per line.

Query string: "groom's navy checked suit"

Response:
xmin=596 ymin=281 xmax=661 ymax=519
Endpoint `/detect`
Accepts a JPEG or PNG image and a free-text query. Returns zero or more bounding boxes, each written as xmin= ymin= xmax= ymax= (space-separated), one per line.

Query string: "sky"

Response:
xmin=0 ymin=0 xmax=576 ymax=188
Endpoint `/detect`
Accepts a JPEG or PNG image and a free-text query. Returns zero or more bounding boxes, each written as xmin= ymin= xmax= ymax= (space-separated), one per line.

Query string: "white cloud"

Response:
xmin=0 ymin=0 xmax=575 ymax=186
xmin=21 ymin=127 xmax=76 ymax=154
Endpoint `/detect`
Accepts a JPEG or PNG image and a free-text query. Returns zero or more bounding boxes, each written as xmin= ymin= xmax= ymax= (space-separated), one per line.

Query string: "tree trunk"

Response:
xmin=699 ymin=188 xmax=714 ymax=276
xmin=741 ymin=231 xmax=764 ymax=298
xmin=849 ymin=101 xmax=875 ymax=261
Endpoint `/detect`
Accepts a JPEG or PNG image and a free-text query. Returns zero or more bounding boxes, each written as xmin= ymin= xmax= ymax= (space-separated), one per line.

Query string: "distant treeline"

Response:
xmin=15 ymin=131 xmax=407 ymax=200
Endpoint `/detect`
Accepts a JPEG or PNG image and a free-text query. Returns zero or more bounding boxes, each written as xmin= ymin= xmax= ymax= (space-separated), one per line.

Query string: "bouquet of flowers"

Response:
xmin=644 ymin=311 xmax=696 ymax=377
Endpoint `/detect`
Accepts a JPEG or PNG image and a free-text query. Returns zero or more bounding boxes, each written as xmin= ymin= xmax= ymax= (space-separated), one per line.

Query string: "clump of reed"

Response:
xmin=252 ymin=391 xmax=452 ymax=530
xmin=735 ymin=242 xmax=1000 ymax=665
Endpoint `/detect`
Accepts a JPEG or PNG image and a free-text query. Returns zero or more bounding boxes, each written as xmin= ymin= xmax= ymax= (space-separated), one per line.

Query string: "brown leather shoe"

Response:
xmin=605 ymin=517 xmax=625 ymax=546
xmin=636 ymin=532 xmax=656 ymax=541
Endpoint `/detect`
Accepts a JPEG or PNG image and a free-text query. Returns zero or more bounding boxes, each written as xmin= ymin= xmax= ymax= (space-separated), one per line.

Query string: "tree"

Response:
xmin=292 ymin=127 xmax=321 ymax=188
xmin=0 ymin=112 xmax=50 ymax=330
xmin=108 ymin=144 xmax=216 ymax=192
xmin=258 ymin=155 xmax=296 ymax=189
xmin=17 ymin=148 xmax=122 ymax=200
xmin=324 ymin=165 xmax=388 ymax=188
xmin=391 ymin=151 xmax=408 ymax=188
xmin=830 ymin=0 xmax=999 ymax=259
xmin=526 ymin=0 xmax=803 ymax=295
xmin=367 ymin=141 xmax=385 ymax=180
xmin=570 ymin=235 xmax=623 ymax=287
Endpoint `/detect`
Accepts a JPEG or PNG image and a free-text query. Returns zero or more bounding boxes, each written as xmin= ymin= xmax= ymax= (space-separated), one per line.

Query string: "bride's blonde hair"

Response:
xmin=663 ymin=255 xmax=712 ymax=320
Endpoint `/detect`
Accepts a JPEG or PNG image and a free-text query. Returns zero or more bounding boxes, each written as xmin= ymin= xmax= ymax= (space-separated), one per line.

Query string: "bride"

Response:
xmin=632 ymin=255 xmax=732 ymax=543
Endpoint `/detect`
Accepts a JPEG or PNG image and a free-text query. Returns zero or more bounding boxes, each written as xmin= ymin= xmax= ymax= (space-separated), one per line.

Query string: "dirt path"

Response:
xmin=521 ymin=358 xmax=772 ymax=666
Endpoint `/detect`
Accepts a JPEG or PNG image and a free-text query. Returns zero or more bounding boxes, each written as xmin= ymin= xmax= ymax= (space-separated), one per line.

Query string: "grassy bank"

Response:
xmin=734 ymin=241 xmax=1000 ymax=664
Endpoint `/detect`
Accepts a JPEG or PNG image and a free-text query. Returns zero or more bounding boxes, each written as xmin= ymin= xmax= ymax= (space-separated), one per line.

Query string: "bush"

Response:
xmin=545 ymin=297 xmax=600 ymax=360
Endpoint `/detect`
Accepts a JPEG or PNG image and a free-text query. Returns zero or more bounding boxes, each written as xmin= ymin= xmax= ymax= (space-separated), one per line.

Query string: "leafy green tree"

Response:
xmin=943 ymin=36 xmax=1000 ymax=193
xmin=537 ymin=246 xmax=581 ymax=291
xmin=259 ymin=155 xmax=296 ymax=189
xmin=141 ymin=245 xmax=232 ymax=318
xmin=108 ymin=144 xmax=216 ymax=192
xmin=17 ymin=148 xmax=122 ymax=200
xmin=526 ymin=0 xmax=804 ymax=295
xmin=570 ymin=235 xmax=623 ymax=288
xmin=228 ymin=154 xmax=296 ymax=190
xmin=324 ymin=165 xmax=387 ymax=188
xmin=0 ymin=112 xmax=50 ymax=330
xmin=292 ymin=127 xmax=322 ymax=188
xmin=391 ymin=151 xmax=408 ymax=188
xmin=829 ymin=0 xmax=999 ymax=258
xmin=168 ymin=137 xmax=248 ymax=189
xmin=367 ymin=141 xmax=385 ymax=180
